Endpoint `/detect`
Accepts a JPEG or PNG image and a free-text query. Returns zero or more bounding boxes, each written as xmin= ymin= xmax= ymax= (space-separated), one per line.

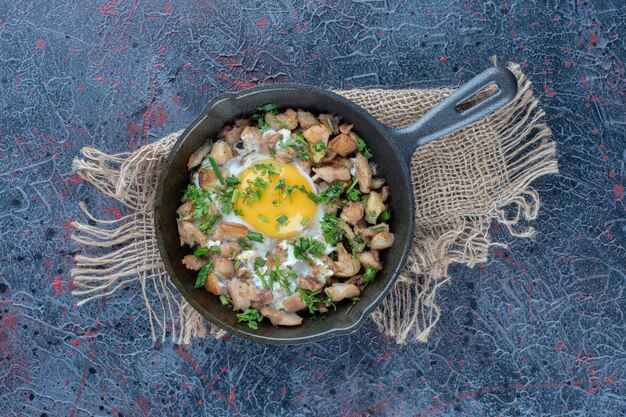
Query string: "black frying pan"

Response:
xmin=155 ymin=66 xmax=518 ymax=344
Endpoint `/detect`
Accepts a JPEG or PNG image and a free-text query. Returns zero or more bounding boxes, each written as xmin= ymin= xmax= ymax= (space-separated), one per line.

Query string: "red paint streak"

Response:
xmin=174 ymin=345 xmax=202 ymax=373
xmin=99 ymin=0 xmax=123 ymax=17
xmin=371 ymin=400 xmax=389 ymax=413
xmin=257 ymin=16 xmax=267 ymax=27
xmin=589 ymin=31 xmax=600 ymax=43
xmin=135 ymin=397 xmax=150 ymax=416
xmin=544 ymin=85 xmax=556 ymax=97
xmin=71 ymin=339 xmax=83 ymax=346
xmin=613 ymin=184 xmax=624 ymax=199
xmin=378 ymin=350 xmax=395 ymax=361
xmin=76 ymin=85 xmax=86 ymax=91
xmin=603 ymin=155 xmax=609 ymax=162
xmin=228 ymin=386 xmax=236 ymax=402
xmin=439 ymin=56 xmax=448 ymax=62
xmin=591 ymin=128 xmax=599 ymax=135
xmin=53 ymin=277 xmax=62 ymax=297
xmin=171 ymin=96 xmax=182 ymax=105
xmin=555 ymin=341 xmax=566 ymax=351
xmin=163 ymin=2 xmax=173 ymax=13
xmin=96 ymin=75 xmax=106 ymax=84
xmin=233 ymin=79 xmax=257 ymax=90
xmin=280 ymin=385 xmax=287 ymax=396
xmin=106 ymin=207 xmax=122 ymax=219
xmin=581 ymin=76 xmax=590 ymax=89
xmin=598 ymin=143 xmax=606 ymax=152
xmin=609 ymin=169 xmax=616 ymax=178
xmin=35 ymin=39 xmax=46 ymax=50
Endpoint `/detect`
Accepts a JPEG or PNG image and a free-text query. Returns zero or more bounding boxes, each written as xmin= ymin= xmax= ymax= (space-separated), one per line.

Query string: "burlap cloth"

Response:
xmin=70 ymin=63 xmax=558 ymax=345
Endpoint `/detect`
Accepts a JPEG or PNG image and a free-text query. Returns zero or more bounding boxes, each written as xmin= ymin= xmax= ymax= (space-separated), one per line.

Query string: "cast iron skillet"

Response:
xmin=155 ymin=66 xmax=518 ymax=344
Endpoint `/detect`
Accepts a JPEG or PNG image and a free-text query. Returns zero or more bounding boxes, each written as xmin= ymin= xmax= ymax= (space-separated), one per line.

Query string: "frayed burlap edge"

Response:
xmin=70 ymin=62 xmax=557 ymax=345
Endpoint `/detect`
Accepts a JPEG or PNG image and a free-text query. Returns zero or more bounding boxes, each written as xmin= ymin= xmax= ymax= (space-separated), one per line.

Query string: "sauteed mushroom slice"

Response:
xmin=187 ymin=143 xmax=211 ymax=170
xmin=325 ymin=283 xmax=361 ymax=302
xmin=370 ymin=231 xmax=395 ymax=250
xmin=261 ymin=307 xmax=303 ymax=326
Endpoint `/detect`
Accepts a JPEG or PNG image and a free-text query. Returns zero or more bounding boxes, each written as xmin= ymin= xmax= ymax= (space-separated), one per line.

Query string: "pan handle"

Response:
xmin=392 ymin=66 xmax=518 ymax=166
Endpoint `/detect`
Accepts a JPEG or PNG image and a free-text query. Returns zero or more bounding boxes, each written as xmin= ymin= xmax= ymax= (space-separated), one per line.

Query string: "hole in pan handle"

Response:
xmin=392 ymin=66 xmax=518 ymax=165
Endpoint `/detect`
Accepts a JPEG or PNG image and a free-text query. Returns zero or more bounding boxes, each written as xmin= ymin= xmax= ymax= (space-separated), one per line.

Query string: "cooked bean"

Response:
xmin=241 ymin=126 xmax=262 ymax=150
xmin=182 ymin=255 xmax=209 ymax=271
xmin=312 ymin=165 xmax=351 ymax=183
xmin=198 ymin=168 xmax=225 ymax=190
xmin=282 ymin=295 xmax=306 ymax=313
xmin=214 ymin=222 xmax=249 ymax=240
xmin=328 ymin=133 xmax=358 ymax=156
xmin=177 ymin=201 xmax=194 ymax=219
xmin=212 ymin=256 xmax=235 ymax=279
xmin=219 ymin=242 xmax=242 ymax=258
xmin=359 ymin=250 xmax=382 ymax=270
xmin=333 ymin=243 xmax=361 ymax=277
xmin=297 ymin=109 xmax=319 ymax=129
xmin=209 ymin=141 xmax=234 ymax=166
xmin=339 ymin=123 xmax=353 ymax=134
xmin=302 ymin=125 xmax=330 ymax=145
xmin=365 ymin=191 xmax=384 ymax=224
xmin=218 ymin=125 xmax=243 ymax=145
xmin=204 ymin=272 xmax=223 ymax=296
xmin=370 ymin=231 xmax=395 ymax=250
xmin=228 ymin=279 xmax=250 ymax=310
xmin=325 ymin=283 xmax=361 ymax=302
xmin=371 ymin=178 xmax=385 ymax=190
xmin=297 ymin=276 xmax=325 ymax=291
xmin=187 ymin=143 xmax=211 ymax=170
xmin=261 ymin=307 xmax=303 ymax=326
xmin=340 ymin=201 xmax=364 ymax=224
xmin=177 ymin=220 xmax=206 ymax=247
xmin=355 ymin=152 xmax=372 ymax=193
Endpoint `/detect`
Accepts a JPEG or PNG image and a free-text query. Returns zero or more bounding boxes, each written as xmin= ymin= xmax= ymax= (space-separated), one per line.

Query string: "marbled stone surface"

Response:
xmin=0 ymin=0 xmax=624 ymax=416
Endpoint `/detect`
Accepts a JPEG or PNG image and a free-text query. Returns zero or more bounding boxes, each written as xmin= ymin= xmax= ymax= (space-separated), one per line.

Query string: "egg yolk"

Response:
xmin=235 ymin=159 xmax=317 ymax=239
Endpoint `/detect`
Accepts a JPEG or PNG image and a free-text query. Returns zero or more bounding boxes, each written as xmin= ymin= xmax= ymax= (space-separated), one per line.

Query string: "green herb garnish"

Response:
xmin=300 ymin=217 xmax=310 ymax=226
xmin=247 ymin=231 xmax=265 ymax=243
xmin=236 ymin=308 xmax=264 ymax=329
xmin=193 ymin=247 xmax=209 ymax=257
xmin=237 ymin=238 xmax=251 ymax=250
xmin=243 ymin=176 xmax=268 ymax=206
xmin=317 ymin=183 xmax=344 ymax=204
xmin=207 ymin=156 xmax=225 ymax=185
xmin=182 ymin=184 xmax=214 ymax=219
xmin=195 ymin=262 xmax=213 ymax=288
xmin=363 ymin=266 xmax=377 ymax=284
xmin=276 ymin=214 xmax=288 ymax=224
xmin=356 ymin=137 xmax=373 ymax=159
xmin=345 ymin=177 xmax=361 ymax=201
xmin=252 ymin=162 xmax=281 ymax=180
xmin=219 ymin=295 xmax=232 ymax=308
xmin=251 ymin=103 xmax=279 ymax=130
xmin=379 ymin=207 xmax=391 ymax=222
xmin=292 ymin=237 xmax=326 ymax=264
xmin=320 ymin=213 xmax=345 ymax=245
xmin=313 ymin=142 xmax=327 ymax=153
xmin=346 ymin=296 xmax=360 ymax=314
xmin=258 ymin=214 xmax=269 ymax=223
xmin=350 ymin=235 xmax=366 ymax=254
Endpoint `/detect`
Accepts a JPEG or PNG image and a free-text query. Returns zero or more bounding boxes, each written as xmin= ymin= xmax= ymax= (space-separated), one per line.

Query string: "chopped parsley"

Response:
xmin=379 ymin=207 xmax=391 ymax=222
xmin=193 ymin=247 xmax=209 ymax=257
xmin=258 ymin=214 xmax=269 ymax=223
xmin=278 ymin=132 xmax=311 ymax=160
xmin=350 ymin=235 xmax=366 ymax=254
xmin=276 ymin=214 xmax=288 ymax=224
xmin=251 ymin=162 xmax=281 ymax=180
xmin=320 ymin=213 xmax=345 ymax=245
xmin=215 ymin=175 xmax=241 ymax=214
xmin=237 ymin=238 xmax=251 ymax=250
xmin=313 ymin=142 xmax=327 ymax=153
xmin=292 ymin=237 xmax=326 ymax=264
xmin=300 ymin=217 xmax=310 ymax=226
xmin=317 ymin=183 xmax=344 ymax=204
xmin=363 ymin=266 xmax=378 ymax=284
xmin=195 ymin=261 xmax=213 ymax=288
xmin=219 ymin=295 xmax=232 ymax=308
xmin=243 ymin=176 xmax=268 ymax=206
xmin=356 ymin=137 xmax=373 ymax=159
xmin=182 ymin=184 xmax=214 ymax=219
xmin=267 ymin=266 xmax=297 ymax=295
xmin=297 ymin=288 xmax=337 ymax=315
xmin=345 ymin=177 xmax=362 ymax=201
xmin=247 ymin=231 xmax=264 ymax=243
xmin=346 ymin=296 xmax=360 ymax=314
xmin=251 ymin=103 xmax=279 ymax=130
xmin=237 ymin=308 xmax=264 ymax=329
xmin=199 ymin=214 xmax=221 ymax=233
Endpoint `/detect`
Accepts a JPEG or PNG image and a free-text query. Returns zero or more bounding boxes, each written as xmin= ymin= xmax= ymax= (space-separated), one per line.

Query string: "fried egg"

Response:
xmin=234 ymin=159 xmax=317 ymax=238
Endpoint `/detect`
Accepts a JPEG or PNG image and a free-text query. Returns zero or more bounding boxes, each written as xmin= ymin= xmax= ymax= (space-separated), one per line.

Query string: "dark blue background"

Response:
xmin=1 ymin=1 xmax=624 ymax=416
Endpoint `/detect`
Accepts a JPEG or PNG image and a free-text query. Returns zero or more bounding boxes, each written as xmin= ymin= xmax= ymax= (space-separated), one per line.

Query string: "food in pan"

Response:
xmin=177 ymin=104 xmax=394 ymax=328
